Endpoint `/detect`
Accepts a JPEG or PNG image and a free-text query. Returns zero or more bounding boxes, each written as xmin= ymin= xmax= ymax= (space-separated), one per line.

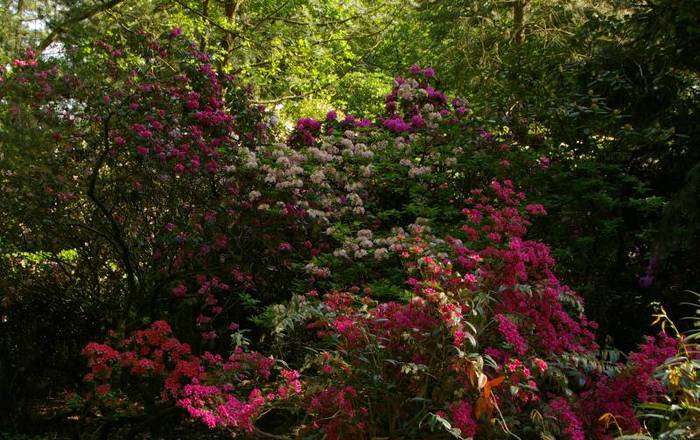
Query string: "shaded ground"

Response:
xmin=1 ymin=398 xmax=233 ymax=440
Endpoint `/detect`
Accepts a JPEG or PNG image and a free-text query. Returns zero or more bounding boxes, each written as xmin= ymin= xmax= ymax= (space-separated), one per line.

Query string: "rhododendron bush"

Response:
xmin=0 ymin=31 xmax=690 ymax=438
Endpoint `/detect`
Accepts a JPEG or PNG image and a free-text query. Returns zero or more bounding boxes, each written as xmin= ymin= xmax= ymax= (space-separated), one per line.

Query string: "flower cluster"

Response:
xmin=82 ymin=321 xmax=301 ymax=432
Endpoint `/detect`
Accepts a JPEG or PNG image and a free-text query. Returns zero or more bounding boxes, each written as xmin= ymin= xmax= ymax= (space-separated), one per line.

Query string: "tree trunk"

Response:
xmin=513 ymin=0 xmax=526 ymax=44
xmin=199 ymin=0 xmax=209 ymax=51
xmin=221 ymin=0 xmax=243 ymax=68
xmin=15 ymin=0 xmax=26 ymax=53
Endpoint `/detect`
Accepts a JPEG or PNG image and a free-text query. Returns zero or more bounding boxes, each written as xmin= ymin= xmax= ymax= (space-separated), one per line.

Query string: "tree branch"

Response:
xmin=173 ymin=0 xmax=241 ymax=39
xmin=38 ymin=0 xmax=127 ymax=53
xmin=267 ymin=4 xmax=385 ymax=28
xmin=86 ymin=114 xmax=138 ymax=327
xmin=252 ymin=90 xmax=317 ymax=105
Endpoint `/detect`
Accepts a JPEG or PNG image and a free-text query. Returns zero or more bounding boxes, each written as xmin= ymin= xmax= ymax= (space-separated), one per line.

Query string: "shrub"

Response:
xmin=0 ymin=32 xmax=689 ymax=438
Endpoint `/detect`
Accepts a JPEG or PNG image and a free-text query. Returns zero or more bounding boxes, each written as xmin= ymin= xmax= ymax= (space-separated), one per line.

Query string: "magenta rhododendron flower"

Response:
xmin=450 ymin=400 xmax=477 ymax=437
xmin=169 ymin=27 xmax=183 ymax=38
xmin=495 ymin=314 xmax=528 ymax=355
xmin=411 ymin=113 xmax=425 ymax=127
